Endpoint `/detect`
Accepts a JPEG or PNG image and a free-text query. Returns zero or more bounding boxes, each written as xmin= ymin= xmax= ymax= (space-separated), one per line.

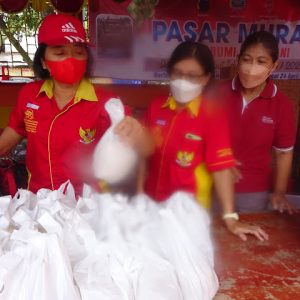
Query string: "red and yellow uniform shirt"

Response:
xmin=224 ymin=77 xmax=296 ymax=193
xmin=144 ymin=95 xmax=235 ymax=208
xmin=9 ymin=78 xmax=118 ymax=195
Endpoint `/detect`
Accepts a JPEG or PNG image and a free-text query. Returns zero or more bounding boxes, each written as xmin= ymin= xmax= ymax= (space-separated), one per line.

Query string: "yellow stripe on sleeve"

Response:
xmin=194 ymin=163 xmax=213 ymax=210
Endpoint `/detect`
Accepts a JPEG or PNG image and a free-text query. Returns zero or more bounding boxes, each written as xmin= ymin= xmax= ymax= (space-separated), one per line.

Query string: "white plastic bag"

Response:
xmin=0 ymin=196 xmax=11 ymax=230
xmin=93 ymin=98 xmax=138 ymax=184
xmin=74 ymin=242 xmax=134 ymax=300
xmin=0 ymin=228 xmax=80 ymax=300
xmin=126 ymin=246 xmax=184 ymax=300
xmin=130 ymin=193 xmax=218 ymax=300
xmin=164 ymin=192 xmax=215 ymax=266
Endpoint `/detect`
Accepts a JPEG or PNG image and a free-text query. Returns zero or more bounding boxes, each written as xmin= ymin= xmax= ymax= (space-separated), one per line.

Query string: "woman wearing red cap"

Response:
xmin=0 ymin=14 xmax=150 ymax=195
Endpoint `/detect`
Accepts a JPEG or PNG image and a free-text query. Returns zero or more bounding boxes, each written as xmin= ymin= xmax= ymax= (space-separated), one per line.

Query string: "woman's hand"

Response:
xmin=230 ymin=166 xmax=242 ymax=183
xmin=0 ymin=127 xmax=22 ymax=156
xmin=224 ymin=218 xmax=269 ymax=242
xmin=230 ymin=160 xmax=242 ymax=183
xmin=270 ymin=192 xmax=297 ymax=214
xmin=212 ymin=169 xmax=268 ymax=242
xmin=114 ymin=116 xmax=155 ymax=156
xmin=114 ymin=116 xmax=144 ymax=146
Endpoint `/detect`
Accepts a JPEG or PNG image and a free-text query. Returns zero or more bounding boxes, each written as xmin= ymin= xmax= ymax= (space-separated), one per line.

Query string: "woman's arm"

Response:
xmin=270 ymin=149 xmax=297 ymax=214
xmin=212 ymin=169 xmax=235 ymax=214
xmin=213 ymin=168 xmax=269 ymax=241
xmin=0 ymin=127 xmax=22 ymax=156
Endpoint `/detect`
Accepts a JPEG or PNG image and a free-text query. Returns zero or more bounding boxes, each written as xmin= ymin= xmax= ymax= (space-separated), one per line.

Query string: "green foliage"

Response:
xmin=1 ymin=6 xmax=44 ymax=40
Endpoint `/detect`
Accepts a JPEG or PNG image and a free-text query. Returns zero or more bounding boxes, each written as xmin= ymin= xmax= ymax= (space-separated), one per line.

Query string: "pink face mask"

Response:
xmin=238 ymin=63 xmax=273 ymax=89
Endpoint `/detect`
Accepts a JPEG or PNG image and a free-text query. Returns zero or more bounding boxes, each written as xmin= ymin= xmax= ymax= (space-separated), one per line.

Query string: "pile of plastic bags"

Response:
xmin=0 ymin=182 xmax=219 ymax=300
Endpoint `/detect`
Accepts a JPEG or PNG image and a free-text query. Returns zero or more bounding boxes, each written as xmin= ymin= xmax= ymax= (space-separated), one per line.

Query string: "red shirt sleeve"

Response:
xmin=204 ymin=100 xmax=235 ymax=172
xmin=273 ymin=93 xmax=296 ymax=150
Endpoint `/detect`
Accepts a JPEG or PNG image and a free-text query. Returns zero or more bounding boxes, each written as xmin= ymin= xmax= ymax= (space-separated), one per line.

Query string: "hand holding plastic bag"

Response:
xmin=93 ymin=98 xmax=138 ymax=184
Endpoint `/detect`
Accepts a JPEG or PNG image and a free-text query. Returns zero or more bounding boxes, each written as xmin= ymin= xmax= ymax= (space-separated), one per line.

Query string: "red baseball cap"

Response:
xmin=38 ymin=13 xmax=87 ymax=46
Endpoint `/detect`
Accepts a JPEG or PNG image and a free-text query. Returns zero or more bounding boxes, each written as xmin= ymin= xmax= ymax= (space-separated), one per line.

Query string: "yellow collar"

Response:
xmin=37 ymin=78 xmax=98 ymax=103
xmin=162 ymin=96 xmax=201 ymax=116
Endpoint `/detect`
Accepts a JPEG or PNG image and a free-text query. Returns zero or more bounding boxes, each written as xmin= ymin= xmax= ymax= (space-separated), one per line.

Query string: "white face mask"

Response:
xmin=239 ymin=63 xmax=273 ymax=89
xmin=170 ymin=79 xmax=203 ymax=104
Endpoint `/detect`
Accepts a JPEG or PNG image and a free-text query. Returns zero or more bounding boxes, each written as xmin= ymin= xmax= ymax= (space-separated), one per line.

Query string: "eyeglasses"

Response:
xmin=170 ymin=70 xmax=206 ymax=83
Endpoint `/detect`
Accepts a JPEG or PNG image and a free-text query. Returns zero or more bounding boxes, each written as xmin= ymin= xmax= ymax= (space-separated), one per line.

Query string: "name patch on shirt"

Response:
xmin=185 ymin=133 xmax=202 ymax=141
xmin=26 ymin=103 xmax=40 ymax=110
xmin=155 ymin=119 xmax=167 ymax=126
xmin=261 ymin=116 xmax=274 ymax=124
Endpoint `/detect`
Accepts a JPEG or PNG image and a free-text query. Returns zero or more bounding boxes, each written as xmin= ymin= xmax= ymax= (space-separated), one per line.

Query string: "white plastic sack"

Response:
xmin=63 ymin=210 xmax=98 ymax=266
xmin=159 ymin=209 xmax=218 ymax=300
xmin=0 ymin=196 xmax=11 ymax=230
xmin=164 ymin=192 xmax=215 ymax=266
xmin=92 ymin=98 xmax=138 ymax=184
xmin=7 ymin=184 xmax=76 ymax=233
xmin=126 ymin=246 xmax=184 ymax=300
xmin=130 ymin=193 xmax=219 ymax=300
xmin=74 ymin=242 xmax=134 ymax=300
xmin=0 ymin=228 xmax=80 ymax=300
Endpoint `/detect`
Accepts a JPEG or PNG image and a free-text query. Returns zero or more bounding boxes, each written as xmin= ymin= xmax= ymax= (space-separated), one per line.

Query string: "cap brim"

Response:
xmin=40 ymin=36 xmax=87 ymax=46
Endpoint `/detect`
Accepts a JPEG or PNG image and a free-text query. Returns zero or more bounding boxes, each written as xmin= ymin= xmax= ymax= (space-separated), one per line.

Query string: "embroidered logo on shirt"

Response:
xmin=185 ymin=133 xmax=202 ymax=141
xmin=176 ymin=151 xmax=194 ymax=167
xmin=217 ymin=148 xmax=233 ymax=158
xmin=26 ymin=103 xmax=40 ymax=110
xmin=25 ymin=109 xmax=34 ymax=120
xmin=261 ymin=116 xmax=274 ymax=124
xmin=155 ymin=119 xmax=167 ymax=126
xmin=24 ymin=109 xmax=38 ymax=133
xmin=79 ymin=127 xmax=96 ymax=144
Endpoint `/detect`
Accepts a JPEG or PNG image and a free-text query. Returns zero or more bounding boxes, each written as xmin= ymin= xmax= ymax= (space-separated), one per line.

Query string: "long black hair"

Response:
xmin=33 ymin=43 xmax=50 ymax=79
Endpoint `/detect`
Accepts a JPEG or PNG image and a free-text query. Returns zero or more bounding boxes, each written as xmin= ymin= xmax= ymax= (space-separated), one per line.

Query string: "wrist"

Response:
xmin=223 ymin=212 xmax=239 ymax=220
xmin=272 ymin=191 xmax=285 ymax=196
xmin=223 ymin=217 xmax=238 ymax=230
xmin=222 ymin=212 xmax=239 ymax=228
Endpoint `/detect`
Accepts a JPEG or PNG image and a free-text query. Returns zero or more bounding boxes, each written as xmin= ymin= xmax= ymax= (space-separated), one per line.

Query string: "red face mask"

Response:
xmin=45 ymin=58 xmax=87 ymax=85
